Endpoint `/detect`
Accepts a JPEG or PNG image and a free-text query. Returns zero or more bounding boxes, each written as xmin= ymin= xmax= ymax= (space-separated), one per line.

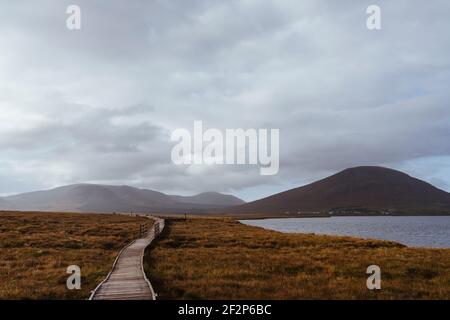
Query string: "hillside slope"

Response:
xmin=1 ymin=184 xmax=245 ymax=213
xmin=229 ymin=166 xmax=450 ymax=215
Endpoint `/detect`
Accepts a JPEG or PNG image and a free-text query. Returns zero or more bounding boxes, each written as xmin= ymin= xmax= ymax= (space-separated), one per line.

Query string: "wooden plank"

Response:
xmin=89 ymin=216 xmax=165 ymax=300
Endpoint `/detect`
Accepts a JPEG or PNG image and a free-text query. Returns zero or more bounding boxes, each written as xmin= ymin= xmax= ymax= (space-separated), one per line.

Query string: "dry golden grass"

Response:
xmin=0 ymin=211 xmax=151 ymax=299
xmin=144 ymin=217 xmax=450 ymax=299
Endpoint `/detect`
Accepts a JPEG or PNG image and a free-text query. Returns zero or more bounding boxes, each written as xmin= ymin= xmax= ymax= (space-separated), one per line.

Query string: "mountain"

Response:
xmin=3 ymin=166 xmax=449 ymax=216
xmin=228 ymin=166 xmax=450 ymax=215
xmin=0 ymin=198 xmax=12 ymax=210
xmin=170 ymin=192 xmax=245 ymax=207
xmin=0 ymin=184 xmax=245 ymax=214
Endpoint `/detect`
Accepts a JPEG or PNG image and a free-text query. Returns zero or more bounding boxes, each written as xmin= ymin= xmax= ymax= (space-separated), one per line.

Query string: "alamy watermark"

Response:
xmin=66 ymin=265 xmax=81 ymax=290
xmin=366 ymin=5 xmax=381 ymax=30
xmin=171 ymin=121 xmax=280 ymax=175
xmin=64 ymin=4 xmax=381 ymax=31
xmin=66 ymin=5 xmax=81 ymax=30
xmin=366 ymin=265 xmax=381 ymax=290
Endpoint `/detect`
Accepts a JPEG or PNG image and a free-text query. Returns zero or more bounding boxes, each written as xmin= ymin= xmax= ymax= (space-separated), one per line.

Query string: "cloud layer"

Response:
xmin=1 ymin=0 xmax=450 ymax=200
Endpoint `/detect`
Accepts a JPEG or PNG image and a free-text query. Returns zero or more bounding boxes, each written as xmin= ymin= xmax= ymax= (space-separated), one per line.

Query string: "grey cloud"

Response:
xmin=1 ymin=0 xmax=450 ymax=199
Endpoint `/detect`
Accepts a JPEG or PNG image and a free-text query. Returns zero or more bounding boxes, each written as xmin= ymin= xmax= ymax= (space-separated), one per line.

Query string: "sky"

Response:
xmin=1 ymin=0 xmax=450 ymax=201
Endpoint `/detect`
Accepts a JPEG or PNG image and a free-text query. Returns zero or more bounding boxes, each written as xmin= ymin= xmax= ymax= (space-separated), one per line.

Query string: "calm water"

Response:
xmin=240 ymin=216 xmax=450 ymax=248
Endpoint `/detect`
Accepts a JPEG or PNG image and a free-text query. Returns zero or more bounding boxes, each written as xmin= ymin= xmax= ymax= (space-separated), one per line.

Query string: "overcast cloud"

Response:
xmin=1 ymin=0 xmax=450 ymax=201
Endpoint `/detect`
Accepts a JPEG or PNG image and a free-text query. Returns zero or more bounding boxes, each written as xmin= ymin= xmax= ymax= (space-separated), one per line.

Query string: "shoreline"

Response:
xmin=219 ymin=213 xmax=450 ymax=220
xmin=239 ymin=215 xmax=450 ymax=249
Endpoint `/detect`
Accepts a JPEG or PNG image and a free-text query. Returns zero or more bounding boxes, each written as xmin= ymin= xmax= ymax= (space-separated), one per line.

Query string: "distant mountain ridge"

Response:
xmin=169 ymin=192 xmax=245 ymax=207
xmin=228 ymin=166 xmax=450 ymax=215
xmin=2 ymin=166 xmax=449 ymax=216
xmin=0 ymin=184 xmax=245 ymax=213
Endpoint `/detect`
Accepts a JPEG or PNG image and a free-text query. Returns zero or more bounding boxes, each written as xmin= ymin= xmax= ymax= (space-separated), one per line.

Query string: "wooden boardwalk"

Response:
xmin=89 ymin=216 xmax=165 ymax=300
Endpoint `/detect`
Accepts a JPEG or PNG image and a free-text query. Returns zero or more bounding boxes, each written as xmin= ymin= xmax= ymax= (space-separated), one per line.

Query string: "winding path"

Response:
xmin=89 ymin=216 xmax=165 ymax=300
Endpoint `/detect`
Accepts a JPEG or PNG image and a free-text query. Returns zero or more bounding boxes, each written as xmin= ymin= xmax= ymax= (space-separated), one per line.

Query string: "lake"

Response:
xmin=240 ymin=216 xmax=450 ymax=248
